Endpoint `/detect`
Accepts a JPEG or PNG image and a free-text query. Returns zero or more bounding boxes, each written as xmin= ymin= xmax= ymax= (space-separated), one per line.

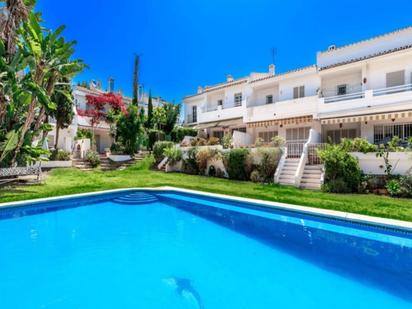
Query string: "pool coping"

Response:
xmin=1 ymin=186 xmax=412 ymax=232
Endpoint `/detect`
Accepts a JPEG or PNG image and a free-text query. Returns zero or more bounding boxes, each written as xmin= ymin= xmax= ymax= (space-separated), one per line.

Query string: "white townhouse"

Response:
xmin=183 ymin=26 xmax=412 ymax=148
xmin=47 ymin=81 xmax=165 ymax=155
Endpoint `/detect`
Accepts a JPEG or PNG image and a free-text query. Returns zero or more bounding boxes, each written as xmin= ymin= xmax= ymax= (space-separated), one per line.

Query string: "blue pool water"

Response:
xmin=0 ymin=190 xmax=411 ymax=308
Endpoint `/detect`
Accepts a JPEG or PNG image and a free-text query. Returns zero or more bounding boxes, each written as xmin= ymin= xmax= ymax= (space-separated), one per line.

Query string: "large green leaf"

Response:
xmin=0 ymin=130 xmax=20 ymax=161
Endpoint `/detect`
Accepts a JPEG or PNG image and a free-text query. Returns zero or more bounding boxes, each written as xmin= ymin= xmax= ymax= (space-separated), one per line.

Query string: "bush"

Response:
xmin=250 ymin=169 xmax=263 ymax=183
xmin=224 ymin=148 xmax=251 ymax=180
xmin=86 ymin=150 xmax=100 ymax=168
xmin=271 ymin=136 xmax=285 ymax=147
xmin=398 ymin=171 xmax=412 ymax=197
xmin=171 ymin=127 xmax=197 ymax=142
xmin=148 ymin=129 xmax=165 ymax=151
xmin=182 ymin=147 xmax=199 ymax=175
xmin=207 ymin=136 xmax=220 ymax=145
xmin=163 ymin=146 xmax=182 ymax=165
xmin=191 ymin=137 xmax=207 ymax=147
xmin=318 ymin=144 xmax=362 ymax=193
xmin=255 ymin=147 xmax=281 ymax=183
xmin=341 ymin=138 xmax=377 ymax=153
xmin=50 ymin=149 xmax=71 ymax=161
xmin=153 ymin=141 xmax=174 ymax=163
xmin=222 ymin=133 xmax=232 ymax=149
xmin=195 ymin=148 xmax=211 ymax=174
xmin=386 ymin=179 xmax=401 ymax=197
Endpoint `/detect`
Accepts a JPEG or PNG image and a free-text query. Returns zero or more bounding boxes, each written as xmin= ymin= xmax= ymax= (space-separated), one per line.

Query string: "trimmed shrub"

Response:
xmin=318 ymin=144 xmax=362 ymax=193
xmin=50 ymin=149 xmax=71 ymax=161
xmin=163 ymin=146 xmax=182 ymax=165
xmin=153 ymin=141 xmax=174 ymax=163
xmin=224 ymin=148 xmax=251 ymax=180
xmin=171 ymin=127 xmax=197 ymax=142
xmin=86 ymin=150 xmax=100 ymax=168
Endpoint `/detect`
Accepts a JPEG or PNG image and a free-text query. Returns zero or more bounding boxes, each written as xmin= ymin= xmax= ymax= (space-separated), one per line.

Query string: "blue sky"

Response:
xmin=36 ymin=0 xmax=412 ymax=102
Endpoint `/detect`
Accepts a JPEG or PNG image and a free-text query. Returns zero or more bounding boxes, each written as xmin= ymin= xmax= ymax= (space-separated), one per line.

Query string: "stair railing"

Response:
xmin=274 ymin=146 xmax=287 ymax=183
xmin=294 ymin=129 xmax=318 ymax=186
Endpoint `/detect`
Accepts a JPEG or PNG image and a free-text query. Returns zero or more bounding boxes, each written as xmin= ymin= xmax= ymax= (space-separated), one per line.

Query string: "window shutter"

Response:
xmin=300 ymin=86 xmax=305 ymax=98
xmin=386 ymin=70 xmax=405 ymax=88
xmin=293 ymin=87 xmax=299 ymax=99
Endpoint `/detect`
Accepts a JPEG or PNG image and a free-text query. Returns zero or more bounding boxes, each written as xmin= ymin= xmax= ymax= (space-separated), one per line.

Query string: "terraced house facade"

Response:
xmin=183 ymin=26 xmax=412 ymax=149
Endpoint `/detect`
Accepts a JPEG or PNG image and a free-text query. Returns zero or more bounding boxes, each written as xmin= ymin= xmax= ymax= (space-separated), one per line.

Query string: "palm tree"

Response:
xmin=0 ymin=0 xmax=34 ymax=56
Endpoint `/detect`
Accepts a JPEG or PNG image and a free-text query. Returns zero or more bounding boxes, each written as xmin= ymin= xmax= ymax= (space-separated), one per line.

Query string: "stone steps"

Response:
xmin=278 ymin=159 xmax=299 ymax=186
xmin=300 ymin=165 xmax=323 ymax=190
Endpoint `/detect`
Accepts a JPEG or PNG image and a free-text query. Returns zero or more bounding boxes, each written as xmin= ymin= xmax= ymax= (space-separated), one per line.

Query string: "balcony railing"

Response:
xmin=286 ymin=143 xmax=305 ymax=158
xmin=203 ymin=105 xmax=218 ymax=112
xmin=186 ymin=114 xmax=197 ymax=123
xmin=373 ymin=83 xmax=412 ymax=96
xmin=323 ymin=91 xmax=365 ymax=103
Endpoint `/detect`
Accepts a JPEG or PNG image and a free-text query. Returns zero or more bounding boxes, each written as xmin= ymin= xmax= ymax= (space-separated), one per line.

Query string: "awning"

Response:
xmin=194 ymin=121 xmax=220 ymax=130
xmin=320 ymin=110 xmax=412 ymax=125
xmin=194 ymin=118 xmax=243 ymax=130
xmin=247 ymin=115 xmax=313 ymax=128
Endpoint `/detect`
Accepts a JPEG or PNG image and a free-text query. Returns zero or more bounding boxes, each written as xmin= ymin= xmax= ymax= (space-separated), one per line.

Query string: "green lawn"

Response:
xmin=1 ymin=158 xmax=412 ymax=222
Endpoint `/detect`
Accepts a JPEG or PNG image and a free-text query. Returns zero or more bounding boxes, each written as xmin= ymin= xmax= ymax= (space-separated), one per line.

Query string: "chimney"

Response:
xmin=108 ymin=77 xmax=115 ymax=93
xmin=96 ymin=80 xmax=102 ymax=89
xmin=269 ymin=64 xmax=276 ymax=75
xmin=197 ymin=86 xmax=203 ymax=94
xmin=227 ymin=74 xmax=234 ymax=82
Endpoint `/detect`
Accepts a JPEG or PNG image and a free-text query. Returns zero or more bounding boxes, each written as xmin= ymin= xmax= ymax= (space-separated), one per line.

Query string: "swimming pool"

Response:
xmin=0 ymin=189 xmax=411 ymax=308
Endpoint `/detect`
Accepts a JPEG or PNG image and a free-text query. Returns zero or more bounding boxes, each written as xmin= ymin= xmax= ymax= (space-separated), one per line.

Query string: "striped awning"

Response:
xmin=247 ymin=115 xmax=313 ymax=128
xmin=320 ymin=111 xmax=412 ymax=125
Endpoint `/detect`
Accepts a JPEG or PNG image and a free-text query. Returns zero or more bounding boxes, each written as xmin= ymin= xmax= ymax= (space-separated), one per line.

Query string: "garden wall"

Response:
xmin=350 ymin=152 xmax=412 ymax=175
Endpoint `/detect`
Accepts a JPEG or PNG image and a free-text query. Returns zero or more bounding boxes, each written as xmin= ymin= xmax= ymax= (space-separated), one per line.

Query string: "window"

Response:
xmin=217 ymin=99 xmax=223 ymax=106
xmin=212 ymin=131 xmax=224 ymax=140
xmin=374 ymin=123 xmax=412 ymax=144
xmin=232 ymin=127 xmax=247 ymax=133
xmin=325 ymin=129 xmax=357 ymax=144
xmin=258 ymin=131 xmax=278 ymax=143
xmin=266 ymin=95 xmax=274 ymax=104
xmin=293 ymin=86 xmax=305 ymax=99
xmin=234 ymin=93 xmax=242 ymax=106
xmin=192 ymin=106 xmax=197 ymax=122
xmin=286 ymin=127 xmax=310 ymax=142
xmin=386 ymin=70 xmax=405 ymax=88
xmin=337 ymin=84 xmax=347 ymax=96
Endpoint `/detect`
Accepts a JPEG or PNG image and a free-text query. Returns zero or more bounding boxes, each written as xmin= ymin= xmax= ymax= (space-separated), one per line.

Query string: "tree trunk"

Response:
xmin=54 ymin=122 xmax=60 ymax=150
xmin=10 ymin=66 xmax=44 ymax=166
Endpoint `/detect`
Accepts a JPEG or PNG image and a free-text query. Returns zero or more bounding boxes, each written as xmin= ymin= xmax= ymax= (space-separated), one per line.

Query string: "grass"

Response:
xmin=1 ymin=157 xmax=412 ymax=222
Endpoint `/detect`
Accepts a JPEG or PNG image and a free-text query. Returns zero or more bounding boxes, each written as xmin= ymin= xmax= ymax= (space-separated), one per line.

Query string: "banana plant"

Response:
xmin=9 ymin=12 xmax=85 ymax=165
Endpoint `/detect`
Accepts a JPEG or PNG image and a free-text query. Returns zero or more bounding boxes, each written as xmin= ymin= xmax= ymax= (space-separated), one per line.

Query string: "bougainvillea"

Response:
xmin=77 ymin=92 xmax=127 ymax=126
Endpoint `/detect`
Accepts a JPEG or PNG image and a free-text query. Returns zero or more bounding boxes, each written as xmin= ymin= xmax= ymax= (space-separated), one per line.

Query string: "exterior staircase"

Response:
xmin=300 ymin=165 xmax=323 ymax=190
xmin=73 ymin=151 xmax=149 ymax=172
xmin=277 ymin=158 xmax=299 ymax=186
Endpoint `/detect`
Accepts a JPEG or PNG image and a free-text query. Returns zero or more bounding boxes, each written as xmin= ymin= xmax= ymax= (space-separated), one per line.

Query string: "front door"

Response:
xmin=95 ymin=135 xmax=101 ymax=153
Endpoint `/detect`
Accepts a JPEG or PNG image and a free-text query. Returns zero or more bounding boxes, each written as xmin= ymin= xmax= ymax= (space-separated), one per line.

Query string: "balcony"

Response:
xmin=322 ymin=84 xmax=364 ymax=103
xmin=246 ymin=96 xmax=318 ymax=123
xmin=318 ymin=83 xmax=412 ymax=117
xmin=373 ymin=83 xmax=412 ymax=96
xmin=185 ymin=114 xmax=197 ymax=124
xmin=197 ymin=101 xmax=245 ymax=124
